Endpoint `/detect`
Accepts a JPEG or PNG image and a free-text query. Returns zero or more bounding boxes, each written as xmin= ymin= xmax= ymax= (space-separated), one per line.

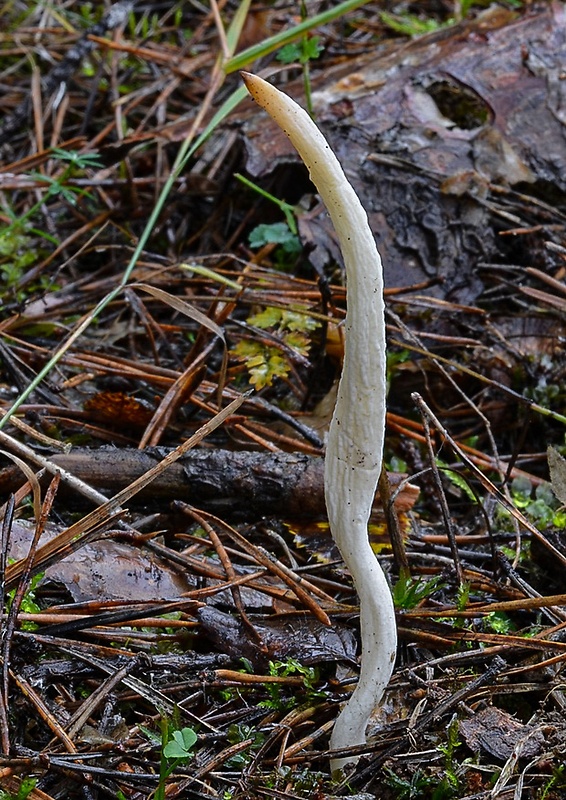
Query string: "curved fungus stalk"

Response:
xmin=242 ymin=72 xmax=397 ymax=772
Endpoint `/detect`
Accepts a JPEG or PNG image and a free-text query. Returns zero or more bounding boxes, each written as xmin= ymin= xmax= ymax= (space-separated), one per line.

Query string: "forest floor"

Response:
xmin=1 ymin=1 xmax=566 ymax=799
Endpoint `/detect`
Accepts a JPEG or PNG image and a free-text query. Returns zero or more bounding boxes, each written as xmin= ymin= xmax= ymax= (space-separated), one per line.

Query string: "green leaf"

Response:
xmin=379 ymin=10 xmax=444 ymax=36
xmin=277 ymin=42 xmax=302 ymax=64
xmin=232 ymin=341 xmax=291 ymax=389
xmin=250 ymin=352 xmax=290 ymax=389
xmin=163 ymin=739 xmax=187 ymax=759
xmin=299 ymin=36 xmax=323 ymax=63
xmin=232 ymin=339 xmax=263 ymax=360
xmin=248 ymin=222 xmax=299 ymax=250
xmin=247 ymin=307 xmax=284 ymax=329
xmin=484 ymin=611 xmax=514 ymax=634
xmin=393 ymin=571 xmax=443 ymax=610
xmin=50 ymin=148 xmax=103 ymax=169
xmin=280 ymin=309 xmax=319 ymax=332
xmin=436 ymin=459 xmax=476 ymax=501
xmin=0 ymin=776 xmax=38 ymax=800
xmin=0 ymin=229 xmax=31 ymax=256
xmin=163 ymin=726 xmax=198 ymax=759
xmin=283 ymin=330 xmax=310 ymax=355
xmin=277 ymin=37 xmax=323 ymax=65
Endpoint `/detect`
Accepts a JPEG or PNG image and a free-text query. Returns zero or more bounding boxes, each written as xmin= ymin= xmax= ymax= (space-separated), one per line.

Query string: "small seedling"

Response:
xmin=248 ymin=222 xmax=302 ymax=266
xmin=277 ymin=35 xmax=323 ymax=67
xmin=258 ymin=658 xmax=324 ymax=711
xmin=393 ymin=570 xmax=444 ymax=610
xmin=235 ymin=172 xmax=302 ymax=269
xmin=456 ymin=581 xmax=470 ymax=611
xmin=538 ymin=763 xmax=566 ymax=800
xmin=383 ymin=717 xmax=464 ymax=799
xmin=2 ymin=149 xmax=102 ymax=236
xmin=507 ymin=475 xmax=566 ymax=529
xmin=384 ymin=766 xmax=440 ymax=799
xmin=235 ymin=173 xmax=298 ymax=234
xmin=162 ymin=726 xmax=198 ymax=759
xmin=152 ymin=717 xmax=198 ymax=800
xmin=435 ymin=458 xmax=477 ymax=501
xmin=0 ymin=228 xmax=40 ymax=289
xmin=483 ymin=611 xmax=515 ymax=635
xmin=225 ymin=723 xmax=266 ymax=768
xmin=6 ymin=568 xmax=43 ymax=632
xmin=276 ymin=0 xmax=323 ymax=117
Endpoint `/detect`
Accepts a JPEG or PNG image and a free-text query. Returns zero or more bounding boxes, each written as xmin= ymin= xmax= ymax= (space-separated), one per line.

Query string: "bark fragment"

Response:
xmin=0 ymin=447 xmax=418 ymax=518
xmin=242 ymin=4 xmax=566 ymax=301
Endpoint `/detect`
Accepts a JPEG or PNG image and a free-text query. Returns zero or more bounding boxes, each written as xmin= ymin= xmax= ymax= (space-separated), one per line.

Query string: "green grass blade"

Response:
xmin=224 ymin=0 xmax=373 ymax=74
xmin=225 ymin=0 xmax=253 ymax=55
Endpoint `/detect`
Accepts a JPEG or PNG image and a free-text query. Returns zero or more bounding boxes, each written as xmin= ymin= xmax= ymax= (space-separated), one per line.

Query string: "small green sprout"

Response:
xmin=277 ymin=36 xmax=323 ymax=66
xmin=258 ymin=658 xmax=324 ymax=711
xmin=483 ymin=611 xmax=515 ymax=635
xmin=384 ymin=716 xmax=464 ymax=799
xmin=225 ymin=723 xmax=266 ymax=768
xmin=235 ymin=172 xmax=302 ymax=269
xmin=155 ymin=719 xmax=198 ymax=800
xmin=456 ymin=581 xmax=470 ymax=611
xmin=505 ymin=476 xmax=566 ymax=529
xmin=162 ymin=726 xmax=198 ymax=759
xmin=0 ymin=148 xmax=103 ymax=299
xmin=436 ymin=459 xmax=477 ymax=502
xmin=248 ymin=222 xmax=302 ymax=261
xmin=6 ymin=568 xmax=44 ymax=631
xmin=236 ymin=173 xmax=298 ymax=234
xmin=380 ymin=10 xmax=447 ymax=36
xmin=393 ymin=570 xmax=444 ymax=610
xmin=276 ymin=0 xmax=324 ymax=116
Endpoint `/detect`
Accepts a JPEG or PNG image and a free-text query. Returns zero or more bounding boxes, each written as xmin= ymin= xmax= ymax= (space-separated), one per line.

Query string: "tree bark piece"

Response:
xmin=241 ymin=4 xmax=566 ymax=302
xmin=0 ymin=447 xmax=418 ymax=518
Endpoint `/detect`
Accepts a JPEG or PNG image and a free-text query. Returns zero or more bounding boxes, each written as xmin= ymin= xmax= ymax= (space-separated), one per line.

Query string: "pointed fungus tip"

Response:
xmin=240 ymin=71 xmax=254 ymax=88
xmin=240 ymin=71 xmax=266 ymax=103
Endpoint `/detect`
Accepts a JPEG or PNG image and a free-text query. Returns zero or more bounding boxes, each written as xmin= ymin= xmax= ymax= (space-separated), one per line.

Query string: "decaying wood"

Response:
xmin=198 ymin=605 xmax=357 ymax=667
xmin=241 ymin=4 xmax=566 ymax=302
xmin=0 ymin=448 xmax=418 ymax=518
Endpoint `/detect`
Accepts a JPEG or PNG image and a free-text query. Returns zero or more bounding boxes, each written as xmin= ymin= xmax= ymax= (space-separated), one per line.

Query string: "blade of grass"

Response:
xmin=224 ymin=0 xmax=373 ymax=74
xmin=226 ymin=0 xmax=253 ymax=54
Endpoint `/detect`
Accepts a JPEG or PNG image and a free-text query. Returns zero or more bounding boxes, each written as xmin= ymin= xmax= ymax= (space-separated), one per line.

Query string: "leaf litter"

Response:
xmin=1 ymin=1 xmax=566 ymax=798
